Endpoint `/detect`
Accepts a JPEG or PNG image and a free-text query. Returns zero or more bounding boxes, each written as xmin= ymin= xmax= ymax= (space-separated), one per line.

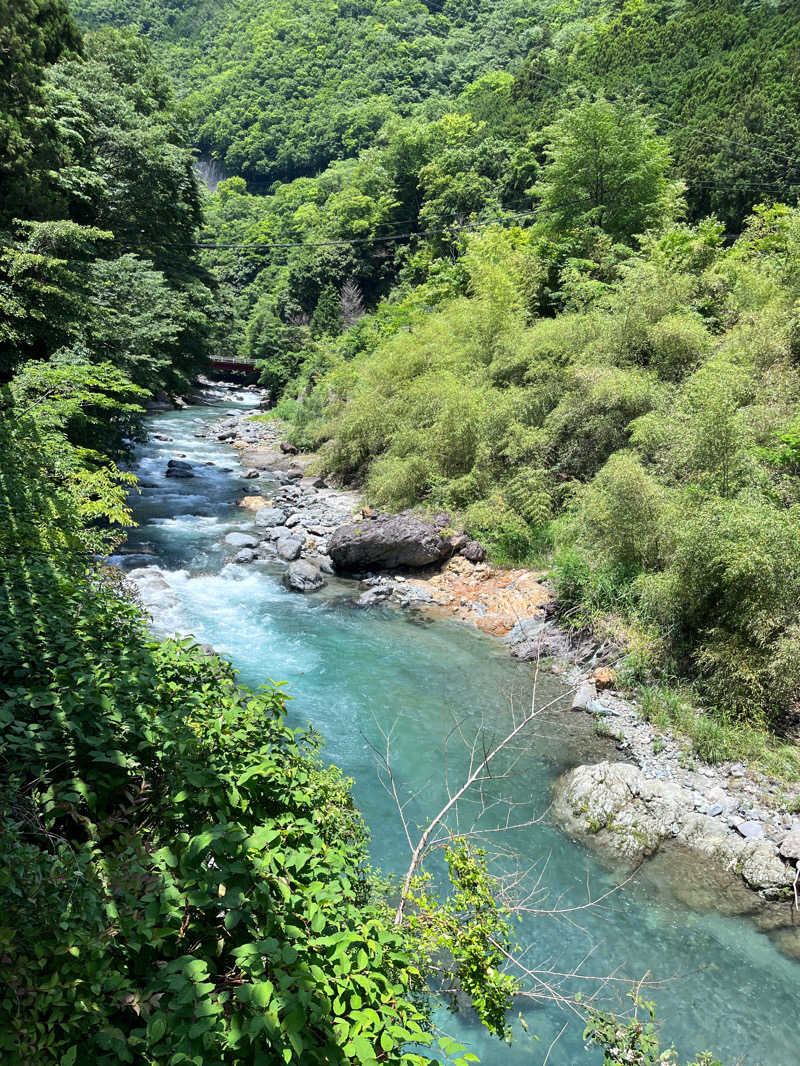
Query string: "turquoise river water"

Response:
xmin=116 ymin=396 xmax=800 ymax=1066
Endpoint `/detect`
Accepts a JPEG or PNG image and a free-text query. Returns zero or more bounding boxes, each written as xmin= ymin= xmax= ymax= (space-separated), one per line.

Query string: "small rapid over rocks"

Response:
xmin=114 ymin=391 xmax=800 ymax=1066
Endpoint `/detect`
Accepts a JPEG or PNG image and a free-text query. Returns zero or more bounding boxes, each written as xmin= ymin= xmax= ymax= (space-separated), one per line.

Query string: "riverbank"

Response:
xmin=185 ymin=399 xmax=800 ymax=910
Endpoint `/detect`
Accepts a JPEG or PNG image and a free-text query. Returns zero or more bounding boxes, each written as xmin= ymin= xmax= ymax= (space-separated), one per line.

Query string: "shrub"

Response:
xmin=647 ymin=312 xmax=711 ymax=381
xmin=577 ymin=452 xmax=667 ymax=571
xmin=644 ymin=497 xmax=800 ymax=722
xmin=464 ymin=494 xmax=537 ymax=565
xmin=503 ymin=467 xmax=552 ymax=529
xmin=366 ymin=453 xmax=433 ymax=508
xmin=543 ymin=365 xmax=662 ymax=480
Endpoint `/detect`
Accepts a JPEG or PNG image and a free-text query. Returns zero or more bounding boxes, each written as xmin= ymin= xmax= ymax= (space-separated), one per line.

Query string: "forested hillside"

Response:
xmin=3 ymin=0 xmax=799 ymax=1060
xmin=0 ymin=6 xmax=473 ymax=1063
xmin=71 ymin=0 xmax=800 ymax=223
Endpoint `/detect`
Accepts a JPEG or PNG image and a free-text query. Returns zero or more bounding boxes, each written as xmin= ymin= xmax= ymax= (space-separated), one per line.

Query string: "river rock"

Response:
xmin=287 ymin=467 xmax=304 ymax=480
xmin=460 ymin=540 xmax=485 ymax=563
xmin=255 ymin=507 xmax=287 ymax=527
xmin=553 ymin=761 xmax=794 ymax=899
xmin=280 ymin=441 xmax=298 ymax=455
xmin=239 ymin=495 xmax=269 ymax=511
xmin=234 ymin=548 xmax=256 ymax=563
xmin=282 ymin=560 xmax=325 ymax=593
xmin=734 ymin=820 xmax=765 ymax=841
xmin=509 ymin=622 xmax=576 ymax=662
xmin=571 ymin=683 xmax=596 ymax=712
xmin=779 ymin=830 xmax=800 ymax=860
xmin=505 ymin=617 xmax=547 ymax=645
xmin=285 ymin=513 xmax=301 ymax=528
xmin=355 ymin=586 xmax=393 ymax=608
xmin=329 ymin=512 xmax=454 ymax=571
xmin=276 ymin=537 xmax=303 ymax=561
xmin=224 ymin=532 xmax=259 ymax=548
xmin=242 ymin=468 xmax=260 ymax=479
xmin=165 ymin=458 xmax=194 ymax=478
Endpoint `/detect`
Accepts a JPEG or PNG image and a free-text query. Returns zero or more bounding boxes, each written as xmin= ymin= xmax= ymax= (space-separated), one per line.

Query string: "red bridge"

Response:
xmin=208 ymin=354 xmax=258 ymax=379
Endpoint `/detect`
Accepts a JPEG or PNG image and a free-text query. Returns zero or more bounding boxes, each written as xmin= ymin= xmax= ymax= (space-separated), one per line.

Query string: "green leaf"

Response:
xmin=148 ymin=1014 xmax=167 ymax=1044
xmin=251 ymin=980 xmax=274 ymax=1008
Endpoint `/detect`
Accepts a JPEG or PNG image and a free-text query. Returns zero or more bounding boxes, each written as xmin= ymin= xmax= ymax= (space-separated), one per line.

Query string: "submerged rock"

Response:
xmin=553 ymin=761 xmax=794 ymax=900
xmin=354 ymin=585 xmax=393 ymax=608
xmin=283 ymin=560 xmax=326 ymax=593
xmin=329 ymin=512 xmax=453 ymax=571
xmin=165 ymin=459 xmax=194 ymax=478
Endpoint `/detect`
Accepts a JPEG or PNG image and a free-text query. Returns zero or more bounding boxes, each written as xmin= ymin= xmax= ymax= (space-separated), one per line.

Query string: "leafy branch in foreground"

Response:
xmin=583 ymin=992 xmax=722 ymax=1066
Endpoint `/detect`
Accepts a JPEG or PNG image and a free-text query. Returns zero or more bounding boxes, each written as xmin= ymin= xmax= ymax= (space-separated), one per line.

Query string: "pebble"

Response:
xmin=734 ymin=820 xmax=765 ymax=840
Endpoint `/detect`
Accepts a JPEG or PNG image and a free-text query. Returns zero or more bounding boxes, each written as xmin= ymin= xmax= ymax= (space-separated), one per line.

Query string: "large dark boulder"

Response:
xmin=283 ymin=560 xmax=326 ymax=593
xmin=328 ymin=513 xmax=453 ymax=572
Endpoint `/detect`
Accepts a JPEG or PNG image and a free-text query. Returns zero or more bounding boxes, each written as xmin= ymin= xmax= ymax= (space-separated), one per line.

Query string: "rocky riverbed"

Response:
xmin=127 ymin=395 xmax=800 ymax=908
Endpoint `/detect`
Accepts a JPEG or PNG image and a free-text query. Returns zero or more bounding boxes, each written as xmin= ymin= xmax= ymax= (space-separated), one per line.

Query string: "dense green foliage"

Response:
xmin=0 ymin=8 xmax=214 ymax=397
xmin=1 ymin=0 xmax=791 ymax=1059
xmin=283 ymin=201 xmax=800 ymax=734
xmin=71 ymin=0 xmax=800 ymax=230
xmin=70 ymin=0 xmax=549 ymax=181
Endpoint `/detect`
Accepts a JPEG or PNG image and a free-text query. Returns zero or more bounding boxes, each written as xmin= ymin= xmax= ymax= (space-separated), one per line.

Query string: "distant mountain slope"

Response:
xmin=70 ymin=0 xmax=561 ymax=180
xmin=71 ymin=0 xmax=799 ymax=222
xmin=531 ymin=0 xmax=800 ymax=225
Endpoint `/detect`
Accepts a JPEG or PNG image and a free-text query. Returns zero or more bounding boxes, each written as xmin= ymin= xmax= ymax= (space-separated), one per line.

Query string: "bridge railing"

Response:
xmin=209 ymin=355 xmax=256 ymax=366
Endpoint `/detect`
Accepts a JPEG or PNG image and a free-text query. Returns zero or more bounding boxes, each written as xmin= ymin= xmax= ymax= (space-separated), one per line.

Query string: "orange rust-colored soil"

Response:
xmin=239 ymin=495 xmax=271 ymax=511
xmin=407 ymin=555 xmax=549 ymax=636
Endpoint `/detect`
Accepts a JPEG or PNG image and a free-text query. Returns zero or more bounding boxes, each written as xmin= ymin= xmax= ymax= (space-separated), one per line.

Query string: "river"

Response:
xmin=116 ymin=393 xmax=800 ymax=1066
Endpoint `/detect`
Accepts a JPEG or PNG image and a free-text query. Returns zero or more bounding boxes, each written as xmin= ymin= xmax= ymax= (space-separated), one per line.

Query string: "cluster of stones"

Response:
xmin=552 ymin=760 xmax=800 ymax=901
xmin=207 ymin=408 xmax=487 ymax=599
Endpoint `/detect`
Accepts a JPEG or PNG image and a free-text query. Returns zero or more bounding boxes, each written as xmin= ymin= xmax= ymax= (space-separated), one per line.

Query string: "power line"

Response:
xmin=0 ymin=205 xmax=554 ymax=264
xmin=194 ymin=205 xmax=561 ymax=252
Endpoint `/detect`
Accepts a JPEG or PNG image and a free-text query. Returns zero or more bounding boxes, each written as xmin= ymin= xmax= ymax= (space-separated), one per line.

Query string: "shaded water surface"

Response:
xmin=118 ymin=397 xmax=800 ymax=1066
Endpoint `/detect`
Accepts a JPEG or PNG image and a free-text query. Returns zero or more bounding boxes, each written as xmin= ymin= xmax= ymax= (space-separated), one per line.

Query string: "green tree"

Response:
xmin=0 ymin=0 xmax=80 ymax=228
xmin=533 ymin=96 xmax=683 ymax=243
xmin=310 ymin=284 xmax=343 ymax=339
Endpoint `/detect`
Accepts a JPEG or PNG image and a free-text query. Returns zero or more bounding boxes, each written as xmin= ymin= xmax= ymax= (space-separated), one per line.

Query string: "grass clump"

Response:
xmin=638 ymin=685 xmax=800 ymax=781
